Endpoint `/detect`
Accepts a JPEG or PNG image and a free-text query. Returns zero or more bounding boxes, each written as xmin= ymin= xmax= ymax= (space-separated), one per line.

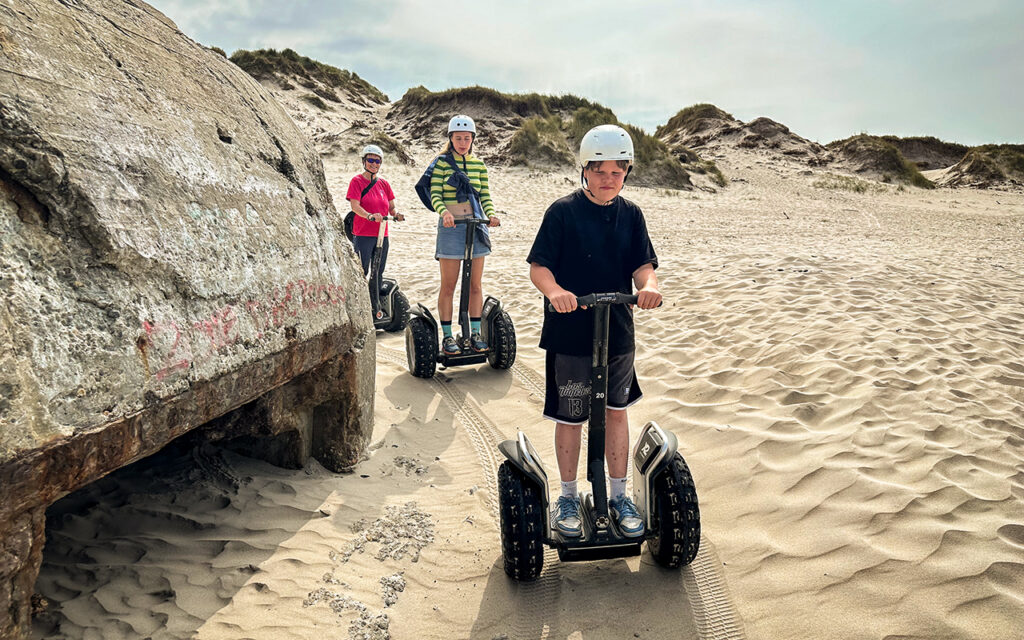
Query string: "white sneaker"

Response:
xmin=552 ymin=495 xmax=582 ymax=537
xmin=609 ymin=496 xmax=644 ymax=538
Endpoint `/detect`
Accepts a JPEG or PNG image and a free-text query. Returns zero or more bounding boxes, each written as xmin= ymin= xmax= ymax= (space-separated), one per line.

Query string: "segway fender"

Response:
xmin=409 ymin=303 xmax=437 ymax=330
xmin=631 ymin=421 xmax=680 ymax=530
xmin=498 ymin=432 xmax=550 ymax=516
xmin=480 ymin=296 xmax=502 ymax=342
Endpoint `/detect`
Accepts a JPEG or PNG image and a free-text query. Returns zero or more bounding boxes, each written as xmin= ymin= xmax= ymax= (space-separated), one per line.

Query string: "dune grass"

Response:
xmin=656 ymin=104 xmax=736 ymax=137
xmin=879 ymin=135 xmax=969 ymax=160
xmin=971 ymin=144 xmax=1024 ymax=179
xmin=362 ymin=132 xmax=413 ymax=165
xmin=508 ymin=115 xmax=574 ymax=166
xmin=828 ymin=134 xmax=935 ymax=188
xmin=230 ymin=48 xmax=388 ymax=104
xmin=399 ymin=85 xmax=614 ymax=121
xmin=300 ymin=95 xmax=330 ymax=111
xmin=812 ymin=174 xmax=889 ymax=194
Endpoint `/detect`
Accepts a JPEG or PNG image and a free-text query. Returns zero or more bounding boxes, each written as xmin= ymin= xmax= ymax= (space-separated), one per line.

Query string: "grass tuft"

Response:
xmin=656 ymin=104 xmax=736 ymax=137
xmin=229 ymin=48 xmax=388 ymax=104
xmin=301 ymin=95 xmax=330 ymax=111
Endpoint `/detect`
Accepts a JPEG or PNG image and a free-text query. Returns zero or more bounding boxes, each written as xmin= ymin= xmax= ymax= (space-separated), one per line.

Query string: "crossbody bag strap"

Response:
xmin=361 ymin=175 xmax=378 ymax=198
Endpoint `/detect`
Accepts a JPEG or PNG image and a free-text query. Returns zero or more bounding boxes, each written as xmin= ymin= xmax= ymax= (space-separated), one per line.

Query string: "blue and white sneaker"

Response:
xmin=552 ymin=495 xmax=582 ymax=537
xmin=609 ymin=495 xmax=644 ymax=538
xmin=442 ymin=336 xmax=460 ymax=355
xmin=470 ymin=332 xmax=488 ymax=352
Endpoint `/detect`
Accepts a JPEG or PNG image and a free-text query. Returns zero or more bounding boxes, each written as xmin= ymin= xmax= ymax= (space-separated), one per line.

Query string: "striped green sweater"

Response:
xmin=429 ymin=153 xmax=495 ymax=218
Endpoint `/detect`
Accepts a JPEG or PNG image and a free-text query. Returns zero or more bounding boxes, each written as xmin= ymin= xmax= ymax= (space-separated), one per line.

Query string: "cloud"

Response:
xmin=148 ymin=0 xmax=1023 ymax=144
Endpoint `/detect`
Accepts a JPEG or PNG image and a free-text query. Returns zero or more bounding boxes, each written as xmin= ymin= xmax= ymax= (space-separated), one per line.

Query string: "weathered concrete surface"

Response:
xmin=0 ymin=1 xmax=374 ymax=636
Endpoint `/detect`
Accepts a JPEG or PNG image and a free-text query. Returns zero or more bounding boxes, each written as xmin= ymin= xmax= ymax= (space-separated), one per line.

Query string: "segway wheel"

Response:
xmin=487 ymin=311 xmax=516 ymax=370
xmin=648 ymin=452 xmax=701 ymax=568
xmin=405 ymin=316 xmax=437 ymax=378
xmin=498 ymin=461 xmax=545 ymax=581
xmin=383 ymin=290 xmax=410 ymax=333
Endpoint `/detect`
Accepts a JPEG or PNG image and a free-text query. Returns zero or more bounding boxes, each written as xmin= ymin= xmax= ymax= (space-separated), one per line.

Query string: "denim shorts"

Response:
xmin=435 ymin=217 xmax=491 ymax=260
xmin=543 ymin=350 xmax=642 ymax=424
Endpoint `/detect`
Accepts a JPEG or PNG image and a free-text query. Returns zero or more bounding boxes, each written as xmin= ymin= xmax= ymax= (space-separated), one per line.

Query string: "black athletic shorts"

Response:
xmin=543 ymin=350 xmax=642 ymax=424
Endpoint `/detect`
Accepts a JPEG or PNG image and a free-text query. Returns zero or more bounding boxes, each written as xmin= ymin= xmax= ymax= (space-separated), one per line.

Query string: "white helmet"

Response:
xmin=447 ymin=114 xmax=476 ymax=134
xmin=579 ymin=124 xmax=634 ymax=166
xmin=361 ymin=144 xmax=383 ymax=159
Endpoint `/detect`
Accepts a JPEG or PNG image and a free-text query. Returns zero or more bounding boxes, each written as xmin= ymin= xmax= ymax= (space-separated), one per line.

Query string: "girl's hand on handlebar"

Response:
xmin=636 ymin=288 xmax=662 ymax=310
xmin=394 ymin=212 xmax=405 ymax=222
xmin=488 ymin=216 xmax=501 ymax=227
xmin=548 ymin=289 xmax=578 ymax=313
xmin=368 ymin=213 xmax=381 ymax=222
xmin=442 ymin=212 xmax=455 ymax=228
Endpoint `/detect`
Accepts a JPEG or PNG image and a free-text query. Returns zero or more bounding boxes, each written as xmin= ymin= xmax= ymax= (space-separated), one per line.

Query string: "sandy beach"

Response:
xmin=31 ymin=145 xmax=1024 ymax=639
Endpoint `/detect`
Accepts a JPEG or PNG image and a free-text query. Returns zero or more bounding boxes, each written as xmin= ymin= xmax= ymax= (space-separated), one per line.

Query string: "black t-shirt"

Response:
xmin=526 ymin=190 xmax=658 ymax=356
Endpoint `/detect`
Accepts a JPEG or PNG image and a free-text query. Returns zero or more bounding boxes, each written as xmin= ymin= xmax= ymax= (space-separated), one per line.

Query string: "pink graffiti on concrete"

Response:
xmin=141 ymin=279 xmax=346 ymax=380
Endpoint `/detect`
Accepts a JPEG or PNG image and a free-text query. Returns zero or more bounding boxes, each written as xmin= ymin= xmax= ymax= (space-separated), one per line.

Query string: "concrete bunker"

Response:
xmin=0 ymin=1 xmax=374 ymax=637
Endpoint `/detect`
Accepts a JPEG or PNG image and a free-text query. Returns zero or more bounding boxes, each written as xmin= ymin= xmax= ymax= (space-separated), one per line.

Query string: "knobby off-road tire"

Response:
xmin=405 ymin=316 xmax=437 ymax=378
xmin=384 ymin=290 xmax=410 ymax=333
xmin=498 ymin=461 xmax=545 ymax=581
xmin=487 ymin=311 xmax=516 ymax=370
xmin=648 ymin=452 xmax=701 ymax=568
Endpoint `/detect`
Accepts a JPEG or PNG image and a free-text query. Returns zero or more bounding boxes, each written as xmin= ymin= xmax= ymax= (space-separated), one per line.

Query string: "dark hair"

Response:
xmin=584 ymin=159 xmax=631 ymax=171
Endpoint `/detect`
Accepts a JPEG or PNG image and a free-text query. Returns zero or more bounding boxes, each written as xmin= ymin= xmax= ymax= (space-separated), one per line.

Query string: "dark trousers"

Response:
xmin=352 ymin=234 xmax=389 ymax=293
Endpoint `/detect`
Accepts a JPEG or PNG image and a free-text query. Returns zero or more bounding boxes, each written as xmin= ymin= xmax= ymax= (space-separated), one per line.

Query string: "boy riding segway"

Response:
xmin=495 ymin=125 xmax=700 ymax=579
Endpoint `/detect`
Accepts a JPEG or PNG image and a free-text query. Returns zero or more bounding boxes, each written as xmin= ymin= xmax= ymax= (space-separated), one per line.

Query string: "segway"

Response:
xmin=367 ymin=213 xmax=409 ymax=332
xmin=496 ymin=293 xmax=700 ymax=580
xmin=406 ymin=217 xmax=516 ymax=378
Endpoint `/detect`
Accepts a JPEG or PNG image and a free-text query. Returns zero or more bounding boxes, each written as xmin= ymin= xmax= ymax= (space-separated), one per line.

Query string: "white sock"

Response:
xmin=610 ymin=476 xmax=627 ymax=500
xmin=560 ymin=480 xmax=578 ymax=499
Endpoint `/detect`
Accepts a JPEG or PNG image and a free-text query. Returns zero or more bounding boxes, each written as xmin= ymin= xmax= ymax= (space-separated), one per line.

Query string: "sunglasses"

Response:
xmin=364 ymin=158 xmax=382 ymax=164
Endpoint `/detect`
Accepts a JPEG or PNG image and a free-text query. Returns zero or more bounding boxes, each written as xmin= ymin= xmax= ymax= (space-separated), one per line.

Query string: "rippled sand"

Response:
xmin=34 ymin=151 xmax=1024 ymax=639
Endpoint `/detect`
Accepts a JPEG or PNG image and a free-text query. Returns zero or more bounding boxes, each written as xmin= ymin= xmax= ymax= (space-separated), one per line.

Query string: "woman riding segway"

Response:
xmin=347 ymin=144 xmax=409 ymax=331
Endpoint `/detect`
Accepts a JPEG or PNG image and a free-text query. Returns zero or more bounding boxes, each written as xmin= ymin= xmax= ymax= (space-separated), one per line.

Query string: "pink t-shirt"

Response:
xmin=346 ymin=174 xmax=395 ymax=237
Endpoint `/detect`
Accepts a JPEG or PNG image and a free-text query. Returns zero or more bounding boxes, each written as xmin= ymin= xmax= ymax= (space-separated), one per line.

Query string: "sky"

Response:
xmin=149 ymin=0 xmax=1023 ymax=146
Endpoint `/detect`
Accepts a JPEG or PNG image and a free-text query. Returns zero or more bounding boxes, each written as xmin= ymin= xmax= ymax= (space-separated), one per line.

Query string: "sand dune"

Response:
xmin=32 ymin=148 xmax=1024 ymax=639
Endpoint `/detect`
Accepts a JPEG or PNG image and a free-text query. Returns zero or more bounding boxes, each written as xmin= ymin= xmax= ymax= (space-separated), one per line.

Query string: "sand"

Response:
xmin=31 ymin=145 xmax=1024 ymax=640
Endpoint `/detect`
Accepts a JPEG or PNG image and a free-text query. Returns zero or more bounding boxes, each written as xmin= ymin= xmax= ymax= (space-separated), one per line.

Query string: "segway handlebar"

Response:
xmin=546 ymin=292 xmax=662 ymax=312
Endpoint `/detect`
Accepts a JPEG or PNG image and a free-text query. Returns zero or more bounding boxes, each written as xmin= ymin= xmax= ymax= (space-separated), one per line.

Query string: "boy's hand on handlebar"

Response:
xmin=442 ymin=212 xmax=455 ymax=228
xmin=548 ymin=289 xmax=578 ymax=313
xmin=368 ymin=213 xmax=382 ymax=222
xmin=394 ymin=213 xmax=405 ymax=222
xmin=636 ymin=288 xmax=662 ymax=310
xmin=488 ymin=216 xmax=501 ymax=227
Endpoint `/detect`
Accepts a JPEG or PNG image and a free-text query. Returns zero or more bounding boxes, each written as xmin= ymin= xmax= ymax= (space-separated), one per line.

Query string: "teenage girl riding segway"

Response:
xmin=346 ymin=144 xmax=409 ymax=332
xmin=496 ymin=294 xmax=700 ymax=578
xmin=406 ymin=115 xmax=516 ymax=378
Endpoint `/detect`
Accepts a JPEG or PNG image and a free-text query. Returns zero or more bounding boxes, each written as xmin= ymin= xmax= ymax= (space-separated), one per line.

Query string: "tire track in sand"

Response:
xmin=512 ymin=360 xmax=747 ymax=640
xmin=378 ymin=347 xmax=562 ymax=640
